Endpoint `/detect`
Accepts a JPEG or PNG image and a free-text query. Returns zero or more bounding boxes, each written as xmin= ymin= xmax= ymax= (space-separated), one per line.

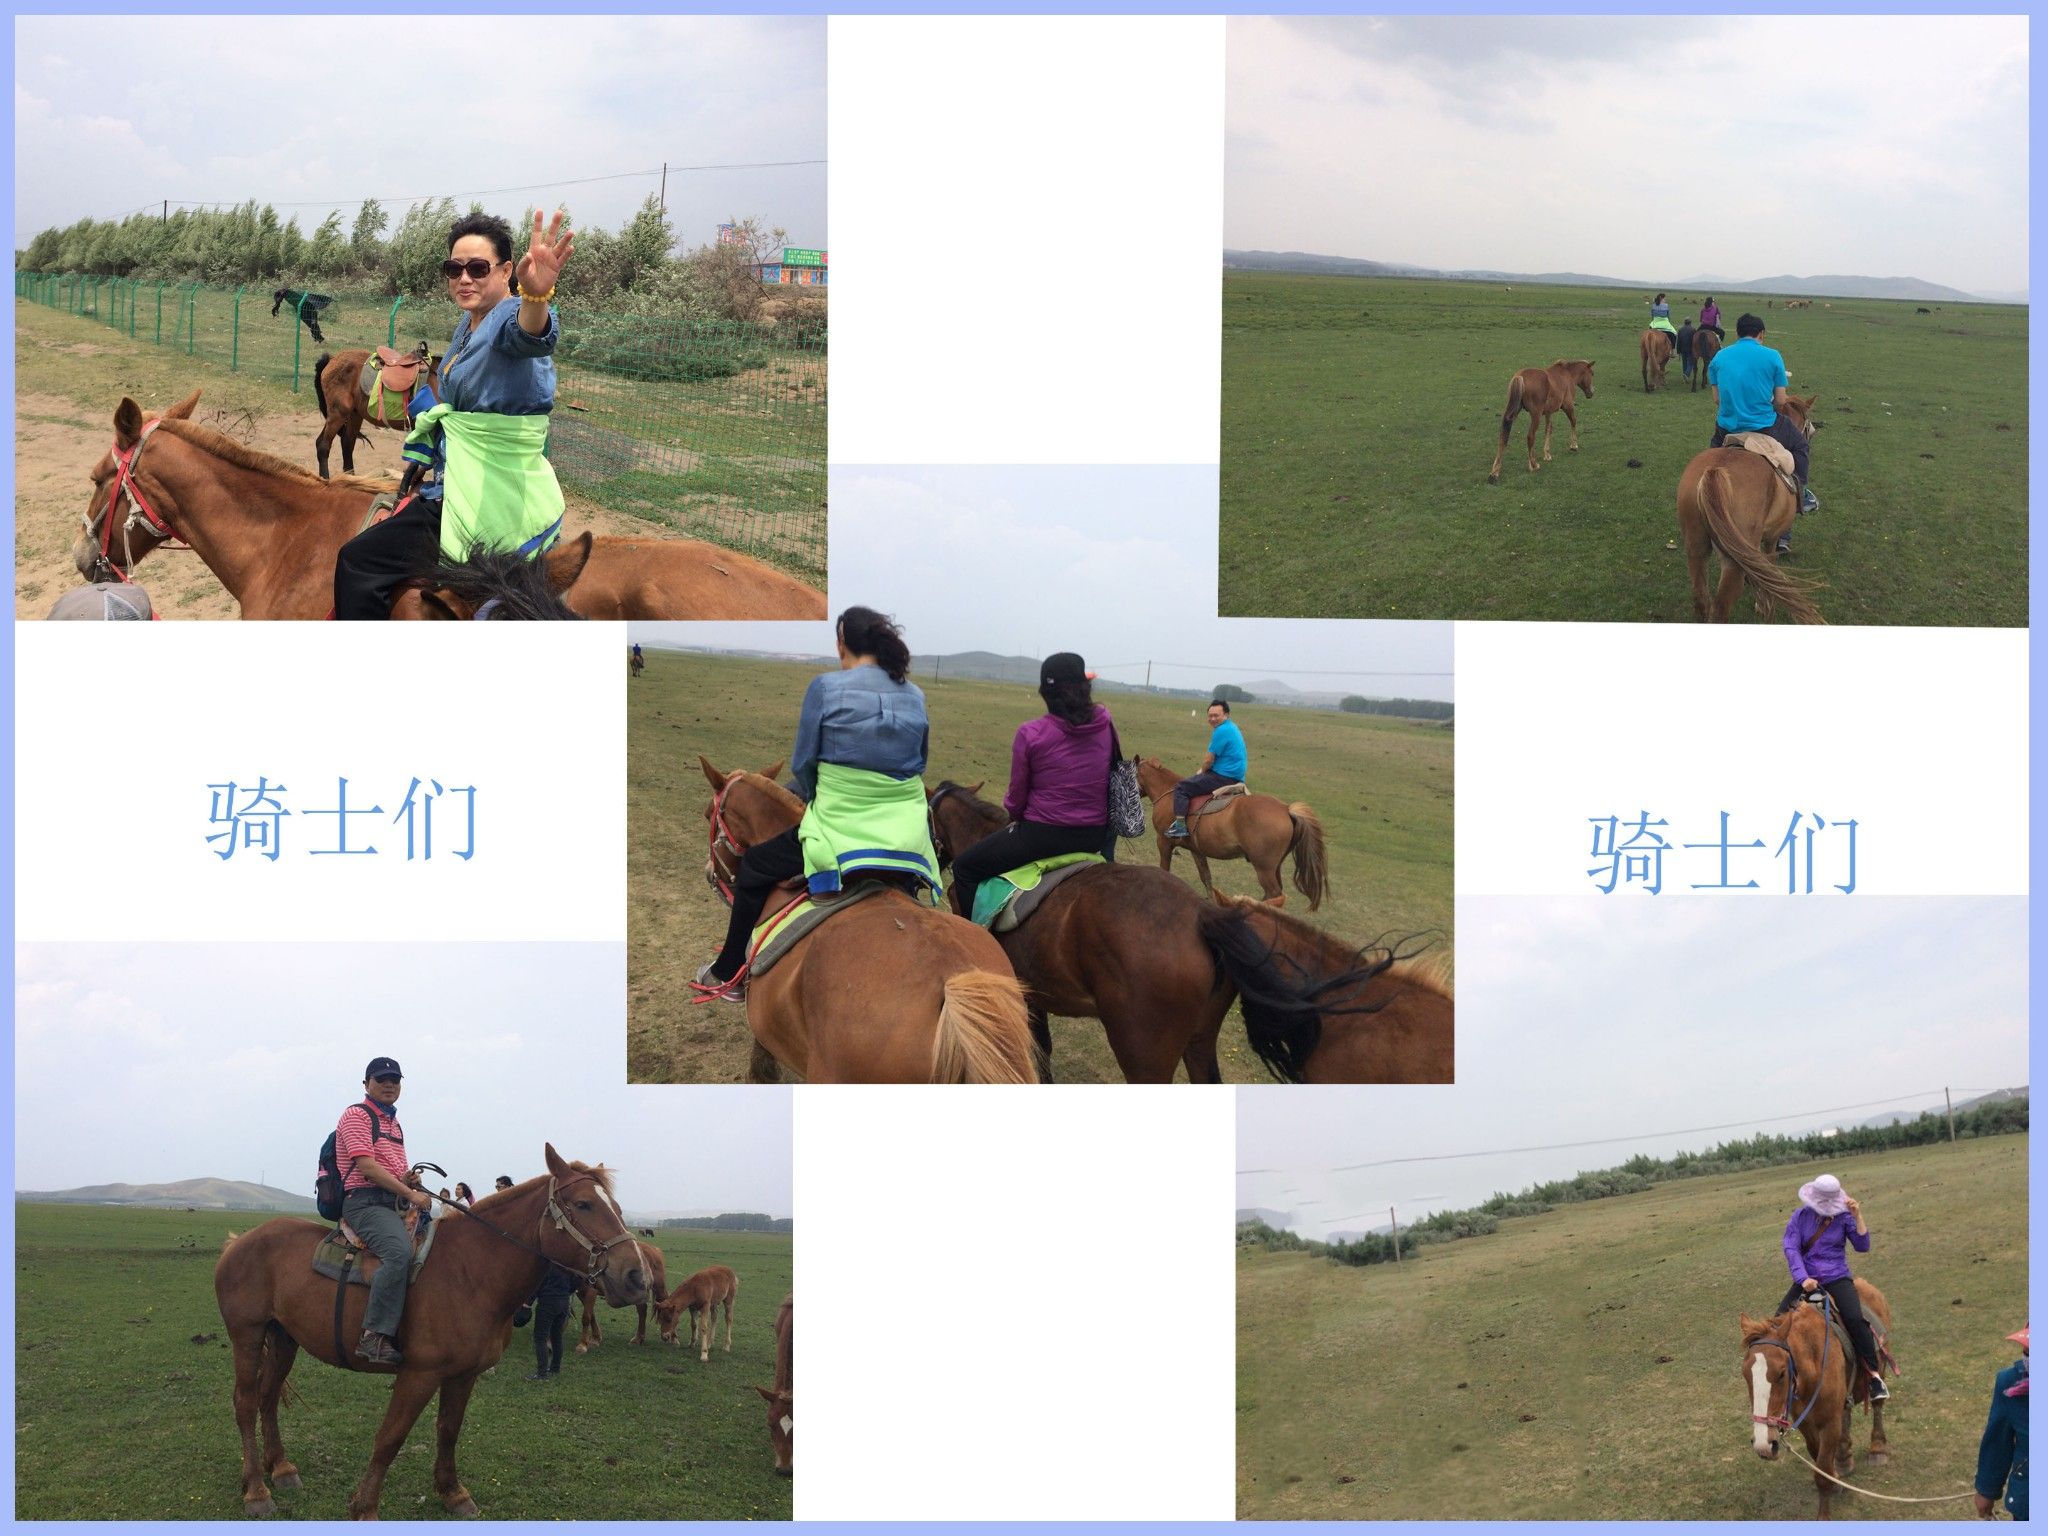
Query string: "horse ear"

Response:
xmin=164 ymin=390 xmax=201 ymax=421
xmin=757 ymin=759 xmax=786 ymax=783
xmin=114 ymin=398 xmax=144 ymax=448
xmin=544 ymin=531 xmax=595 ymax=594
xmin=964 ymin=781 xmax=984 ymax=797
xmin=418 ymin=589 xmax=465 ymax=621
xmin=700 ymin=756 xmax=730 ymax=791
xmin=543 ymin=1143 xmax=570 ymax=1179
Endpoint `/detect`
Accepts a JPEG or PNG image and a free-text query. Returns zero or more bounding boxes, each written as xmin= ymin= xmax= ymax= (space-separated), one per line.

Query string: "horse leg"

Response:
xmin=228 ymin=1325 xmax=277 ymax=1517
xmin=1834 ymin=1400 xmax=1856 ymax=1476
xmin=346 ymin=1369 xmax=440 ymax=1520
xmin=341 ymin=419 xmax=360 ymax=477
xmin=746 ymin=1040 xmax=783 ymax=1085
xmin=1155 ymin=833 xmax=1174 ymax=873
xmin=1562 ymin=403 xmax=1579 ymax=452
xmin=633 ymin=1303 xmax=647 ymax=1345
xmin=1028 ymin=1004 xmax=1055 ymax=1084
xmin=315 ymin=419 xmax=336 ymax=481
xmin=1867 ymin=1395 xmax=1888 ymax=1462
xmin=1712 ymin=554 xmax=1745 ymax=623
xmin=723 ymin=1297 xmax=734 ymax=1354
xmin=1181 ymin=995 xmax=1228 ymax=1085
xmin=431 ymin=1371 xmax=483 ymax=1519
xmin=1681 ymin=503 xmax=1714 ymax=621
xmin=258 ymin=1325 xmax=303 ymax=1491
xmin=1525 ymin=414 xmax=1541 ymax=473
xmin=1541 ymin=412 xmax=1556 ymax=462
xmin=1190 ymin=848 xmax=1215 ymax=895
xmin=1808 ymin=1424 xmax=1834 ymax=1519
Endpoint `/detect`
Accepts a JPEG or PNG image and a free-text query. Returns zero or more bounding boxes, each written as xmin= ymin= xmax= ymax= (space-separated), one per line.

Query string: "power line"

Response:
xmin=1238 ymin=1087 xmax=2010 ymax=1178
xmin=1095 ymin=660 xmax=1453 ymax=679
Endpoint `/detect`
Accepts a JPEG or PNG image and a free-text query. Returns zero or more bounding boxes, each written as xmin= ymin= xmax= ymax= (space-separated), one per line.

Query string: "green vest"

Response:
xmin=797 ymin=763 xmax=942 ymax=902
xmin=405 ymin=404 xmax=564 ymax=560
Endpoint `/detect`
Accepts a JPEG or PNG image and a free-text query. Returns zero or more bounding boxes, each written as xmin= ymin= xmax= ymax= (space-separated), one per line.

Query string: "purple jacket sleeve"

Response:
xmin=1783 ymin=1210 xmax=1810 ymax=1284
xmin=1003 ymin=724 xmax=1032 ymax=824
xmin=1848 ymin=1224 xmax=1871 ymax=1254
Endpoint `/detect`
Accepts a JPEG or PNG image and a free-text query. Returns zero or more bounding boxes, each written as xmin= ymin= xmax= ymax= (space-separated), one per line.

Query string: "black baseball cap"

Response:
xmin=1040 ymin=652 xmax=1096 ymax=686
xmin=364 ymin=1057 xmax=403 ymax=1081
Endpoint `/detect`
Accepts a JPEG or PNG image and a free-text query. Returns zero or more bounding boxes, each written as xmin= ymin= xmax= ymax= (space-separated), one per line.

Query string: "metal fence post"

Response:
xmin=232 ymin=284 xmax=245 ymax=371
xmin=293 ymin=291 xmax=312 ymax=391
xmin=387 ymin=294 xmax=405 ymax=348
xmin=185 ymin=284 xmax=198 ymax=355
xmin=155 ymin=282 xmax=164 ymax=345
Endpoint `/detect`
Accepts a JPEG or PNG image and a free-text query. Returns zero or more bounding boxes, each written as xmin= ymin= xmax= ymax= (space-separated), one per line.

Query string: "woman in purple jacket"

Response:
xmin=949 ymin=652 xmax=1117 ymax=921
xmin=1772 ymin=1173 xmax=1890 ymax=1402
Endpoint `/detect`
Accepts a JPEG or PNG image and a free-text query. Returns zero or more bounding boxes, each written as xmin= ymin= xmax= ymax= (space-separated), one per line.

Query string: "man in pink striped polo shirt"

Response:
xmin=338 ymin=1057 xmax=432 ymax=1365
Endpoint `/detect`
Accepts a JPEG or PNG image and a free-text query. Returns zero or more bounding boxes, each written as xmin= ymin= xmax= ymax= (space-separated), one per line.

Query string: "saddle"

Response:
xmin=1188 ymin=782 xmax=1250 ymax=820
xmin=356 ymin=489 xmax=419 ymax=537
xmin=1801 ymin=1292 xmax=1898 ymax=1407
xmin=313 ymin=1209 xmax=437 ymax=1287
xmin=746 ymin=879 xmax=895 ymax=979
xmin=972 ymin=853 xmax=1102 ymax=931
xmin=1723 ymin=431 xmax=1801 ymax=498
xmin=359 ymin=345 xmax=431 ymax=428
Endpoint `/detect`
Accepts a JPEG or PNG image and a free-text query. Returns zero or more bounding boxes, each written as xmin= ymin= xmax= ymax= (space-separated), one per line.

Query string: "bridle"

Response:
xmin=80 ymin=420 xmax=188 ymax=586
xmin=705 ymin=778 xmax=751 ymax=905
xmin=924 ymin=782 xmax=977 ymax=867
xmin=1749 ymin=1292 xmax=1834 ymax=1435
xmin=433 ymin=1169 xmax=641 ymax=1285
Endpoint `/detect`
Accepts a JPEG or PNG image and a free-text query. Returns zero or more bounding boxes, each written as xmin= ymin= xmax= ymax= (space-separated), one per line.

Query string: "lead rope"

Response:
xmin=1782 ymin=1447 xmax=1981 ymax=1506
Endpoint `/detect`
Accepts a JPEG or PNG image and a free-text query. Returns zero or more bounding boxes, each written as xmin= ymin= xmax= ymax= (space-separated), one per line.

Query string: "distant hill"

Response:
xmin=1850 ymin=1086 xmax=2027 ymax=1131
xmin=1236 ymin=1206 xmax=1294 ymax=1230
xmin=17 ymin=1177 xmax=315 ymax=1212
xmin=1224 ymin=250 xmax=2008 ymax=305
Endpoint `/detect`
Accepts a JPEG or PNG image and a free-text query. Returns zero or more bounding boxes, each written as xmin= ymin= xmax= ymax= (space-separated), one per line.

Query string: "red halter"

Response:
xmin=82 ymin=419 xmax=187 ymax=589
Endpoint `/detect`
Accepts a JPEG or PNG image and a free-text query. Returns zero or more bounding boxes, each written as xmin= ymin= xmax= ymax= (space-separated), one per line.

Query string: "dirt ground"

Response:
xmin=15 ymin=307 xmax=702 ymax=619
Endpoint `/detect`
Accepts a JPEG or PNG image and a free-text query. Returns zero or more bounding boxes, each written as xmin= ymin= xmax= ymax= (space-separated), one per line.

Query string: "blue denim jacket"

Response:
xmin=415 ymin=296 xmax=557 ymax=501
xmin=789 ymin=666 xmax=930 ymax=801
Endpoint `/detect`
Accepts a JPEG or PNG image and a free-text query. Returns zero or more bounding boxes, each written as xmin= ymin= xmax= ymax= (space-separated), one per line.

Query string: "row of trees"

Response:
xmin=1341 ymin=696 xmax=1454 ymax=721
xmin=16 ymin=197 xmax=810 ymax=325
xmin=657 ymin=1212 xmax=793 ymax=1234
xmin=1237 ymin=1094 xmax=2029 ymax=1270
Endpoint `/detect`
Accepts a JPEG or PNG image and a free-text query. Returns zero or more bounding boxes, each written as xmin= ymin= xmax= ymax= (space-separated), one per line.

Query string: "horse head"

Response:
xmin=1782 ymin=394 xmax=1820 ymax=438
xmin=1739 ymin=1312 xmax=1796 ymax=1460
xmin=755 ymin=1384 xmax=794 ymax=1477
xmin=400 ymin=532 xmax=593 ymax=620
xmin=1560 ymin=359 xmax=1595 ymax=398
xmin=698 ymin=759 xmax=800 ymax=886
xmin=924 ymin=779 xmax=990 ymax=863
xmin=1131 ymin=754 xmax=1176 ymax=799
xmin=537 ymin=1144 xmax=648 ymax=1306
xmin=73 ymin=391 xmax=202 ymax=580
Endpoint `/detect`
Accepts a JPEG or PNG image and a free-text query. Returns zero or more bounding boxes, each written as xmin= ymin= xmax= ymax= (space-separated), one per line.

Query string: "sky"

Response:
xmin=14 ymin=944 xmax=792 ymax=1218
xmin=14 ymin=17 xmax=825 ymax=252
xmin=1238 ymin=897 xmax=2029 ymax=1240
xmin=1227 ymin=16 xmax=2030 ymax=298
xmin=633 ymin=466 xmax=1454 ymax=701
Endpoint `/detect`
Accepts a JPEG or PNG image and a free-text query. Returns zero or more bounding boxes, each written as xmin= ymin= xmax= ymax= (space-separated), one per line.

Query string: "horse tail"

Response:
xmin=1286 ymin=803 xmax=1327 ymax=911
xmin=1696 ymin=466 xmax=1825 ymax=625
xmin=1497 ymin=373 xmax=1524 ymax=446
xmin=1197 ymin=901 xmax=1323 ymax=1082
xmin=311 ymin=354 xmax=331 ymax=420
xmin=929 ymin=970 xmax=1036 ymax=1084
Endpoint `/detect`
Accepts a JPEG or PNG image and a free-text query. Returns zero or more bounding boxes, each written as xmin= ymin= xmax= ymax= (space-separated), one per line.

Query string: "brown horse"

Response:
xmin=698 ymin=760 xmax=1037 ymax=1084
xmin=656 ymin=1264 xmax=739 ymax=1360
xmin=213 ymin=1147 xmax=649 ymax=1520
xmin=1197 ymin=892 xmax=1452 ymax=1081
xmin=1739 ymin=1281 xmax=1894 ymax=1518
xmin=1487 ymin=360 xmax=1594 ymax=482
xmin=930 ymin=781 xmax=1430 ymax=1082
xmin=1132 ymin=755 xmax=1327 ymax=910
xmin=313 ymin=346 xmax=439 ymax=479
xmin=1675 ymin=395 xmax=1823 ymax=624
xmin=757 ymin=1295 xmax=793 ymax=1478
xmin=576 ymin=1241 xmax=669 ymax=1352
xmin=1641 ymin=328 xmax=1676 ymax=391
xmin=72 ymin=391 xmax=828 ymax=620
xmin=1691 ymin=327 xmax=1722 ymax=392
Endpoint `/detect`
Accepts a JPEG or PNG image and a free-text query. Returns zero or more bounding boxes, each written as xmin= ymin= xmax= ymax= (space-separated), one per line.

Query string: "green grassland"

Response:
xmin=628 ymin=650 xmax=1453 ymax=1084
xmin=15 ymin=1204 xmax=793 ymax=1520
xmin=1237 ymin=1134 xmax=2027 ymax=1519
xmin=1219 ymin=273 xmax=2027 ymax=625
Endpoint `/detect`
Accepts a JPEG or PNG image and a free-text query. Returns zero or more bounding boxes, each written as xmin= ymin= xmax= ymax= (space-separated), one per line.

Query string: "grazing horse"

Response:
xmin=576 ymin=1242 xmax=669 ymax=1352
xmin=1691 ymin=326 xmax=1722 ymax=392
xmin=1739 ymin=1281 xmax=1894 ymax=1519
xmin=1641 ymin=328 xmax=1676 ymax=391
xmin=1487 ymin=360 xmax=1594 ymax=482
xmin=930 ymin=781 xmax=1422 ymax=1082
xmin=1675 ymin=394 xmax=1823 ymax=624
xmin=213 ymin=1147 xmax=648 ymax=1520
xmin=71 ymin=391 xmax=827 ymax=619
xmin=698 ymin=760 xmax=1037 ymax=1084
xmin=1132 ymin=756 xmax=1327 ymax=909
xmin=388 ymin=535 xmax=592 ymax=620
xmin=313 ymin=345 xmax=439 ymax=479
xmin=757 ymin=1295 xmax=793 ymax=1478
xmin=656 ymin=1265 xmax=739 ymax=1361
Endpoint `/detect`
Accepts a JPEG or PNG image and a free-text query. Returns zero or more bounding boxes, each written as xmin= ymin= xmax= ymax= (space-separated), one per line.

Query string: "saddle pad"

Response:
xmin=747 ymin=879 xmax=892 ymax=980
xmin=1192 ymin=782 xmax=1250 ymax=820
xmin=311 ymin=1215 xmax=438 ymax=1286
xmin=1724 ymin=430 xmax=1799 ymax=487
xmin=356 ymin=490 xmax=411 ymax=538
xmin=981 ymin=855 xmax=1101 ymax=933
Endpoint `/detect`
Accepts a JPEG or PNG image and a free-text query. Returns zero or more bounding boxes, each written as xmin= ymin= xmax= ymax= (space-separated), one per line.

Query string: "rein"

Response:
xmin=428 ymin=1172 xmax=637 ymax=1284
xmin=1751 ymin=1292 xmax=1834 ymax=1434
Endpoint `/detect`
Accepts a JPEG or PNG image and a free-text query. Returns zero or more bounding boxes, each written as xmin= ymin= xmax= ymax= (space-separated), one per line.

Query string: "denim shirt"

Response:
xmin=789 ymin=666 xmax=930 ymax=801
xmin=416 ymin=296 xmax=558 ymax=501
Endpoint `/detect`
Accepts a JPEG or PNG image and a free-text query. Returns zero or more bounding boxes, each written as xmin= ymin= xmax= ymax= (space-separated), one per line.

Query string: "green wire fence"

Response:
xmin=15 ymin=271 xmax=827 ymax=585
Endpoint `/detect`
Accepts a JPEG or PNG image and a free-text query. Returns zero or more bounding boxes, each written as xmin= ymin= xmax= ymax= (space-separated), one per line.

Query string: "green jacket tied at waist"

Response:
xmin=798 ymin=762 xmax=942 ymax=902
xmin=404 ymin=403 xmax=564 ymax=560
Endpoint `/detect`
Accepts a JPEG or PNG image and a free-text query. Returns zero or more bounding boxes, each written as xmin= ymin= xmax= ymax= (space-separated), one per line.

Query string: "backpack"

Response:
xmin=315 ymin=1104 xmax=388 ymax=1221
xmin=1106 ymin=724 xmax=1147 ymax=840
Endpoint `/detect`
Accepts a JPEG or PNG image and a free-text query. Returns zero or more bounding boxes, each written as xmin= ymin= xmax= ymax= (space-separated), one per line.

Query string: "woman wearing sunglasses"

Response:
xmin=333 ymin=209 xmax=575 ymax=619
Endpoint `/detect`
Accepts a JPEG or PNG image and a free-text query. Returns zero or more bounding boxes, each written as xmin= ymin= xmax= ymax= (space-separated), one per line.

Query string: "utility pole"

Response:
xmin=1145 ymin=660 xmax=1153 ymax=692
xmin=162 ymin=199 xmax=168 ymax=221
xmin=1389 ymin=1205 xmax=1401 ymax=1264
xmin=1945 ymin=1087 xmax=1957 ymax=1145
xmin=659 ymin=163 xmax=667 ymax=216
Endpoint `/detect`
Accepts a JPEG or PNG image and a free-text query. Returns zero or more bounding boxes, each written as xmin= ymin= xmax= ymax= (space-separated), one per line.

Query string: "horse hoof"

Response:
xmin=245 ymin=1498 xmax=276 ymax=1519
xmin=272 ymin=1472 xmax=302 ymax=1491
xmin=1486 ymin=473 xmax=1500 ymax=486
xmin=1866 ymin=1451 xmax=1889 ymax=1465
xmin=447 ymin=1498 xmax=480 ymax=1519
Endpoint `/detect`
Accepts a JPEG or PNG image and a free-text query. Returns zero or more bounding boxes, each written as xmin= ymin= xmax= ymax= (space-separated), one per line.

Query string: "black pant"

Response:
xmin=951 ymin=819 xmax=1110 ymax=920
xmin=1172 ymin=771 xmax=1240 ymax=817
xmin=334 ymin=498 xmax=441 ymax=620
xmin=1776 ymin=1277 xmax=1881 ymax=1376
xmin=533 ymin=1297 xmax=569 ymax=1374
xmin=711 ymin=826 xmax=803 ymax=980
xmin=1712 ymin=414 xmax=1810 ymax=492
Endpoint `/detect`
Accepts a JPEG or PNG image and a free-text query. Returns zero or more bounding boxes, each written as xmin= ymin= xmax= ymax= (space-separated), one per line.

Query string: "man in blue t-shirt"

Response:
xmin=1166 ymin=700 xmax=1248 ymax=840
xmin=1706 ymin=313 xmax=1820 ymax=552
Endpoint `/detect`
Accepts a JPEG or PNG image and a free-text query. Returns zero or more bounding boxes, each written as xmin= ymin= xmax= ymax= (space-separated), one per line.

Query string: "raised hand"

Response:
xmin=519 ymin=208 xmax=576 ymax=298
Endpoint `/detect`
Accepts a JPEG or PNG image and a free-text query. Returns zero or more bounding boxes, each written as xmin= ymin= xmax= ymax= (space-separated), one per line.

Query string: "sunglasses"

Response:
xmin=441 ymin=258 xmax=501 ymax=281
xmin=372 ymin=1074 xmax=401 ymax=1085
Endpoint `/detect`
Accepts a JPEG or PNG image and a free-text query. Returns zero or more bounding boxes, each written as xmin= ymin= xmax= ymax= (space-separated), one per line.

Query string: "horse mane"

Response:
xmin=153 ymin=417 xmax=390 ymax=494
xmin=1387 ymin=949 xmax=1454 ymax=1000
xmin=471 ymin=1160 xmax=617 ymax=1213
xmin=737 ymin=772 xmax=805 ymax=817
xmin=410 ymin=545 xmax=583 ymax=620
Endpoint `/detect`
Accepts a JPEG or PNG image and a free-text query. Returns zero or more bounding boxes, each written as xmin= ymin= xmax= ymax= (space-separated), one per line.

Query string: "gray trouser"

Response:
xmin=343 ymin=1190 xmax=414 ymax=1338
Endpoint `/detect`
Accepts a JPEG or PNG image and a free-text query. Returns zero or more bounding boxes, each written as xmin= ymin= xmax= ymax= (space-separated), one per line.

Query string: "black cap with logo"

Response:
xmin=364 ymin=1057 xmax=403 ymax=1081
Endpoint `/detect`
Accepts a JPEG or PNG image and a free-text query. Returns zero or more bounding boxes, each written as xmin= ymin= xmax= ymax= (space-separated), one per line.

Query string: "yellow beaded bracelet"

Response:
xmin=520 ymin=285 xmax=557 ymax=305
